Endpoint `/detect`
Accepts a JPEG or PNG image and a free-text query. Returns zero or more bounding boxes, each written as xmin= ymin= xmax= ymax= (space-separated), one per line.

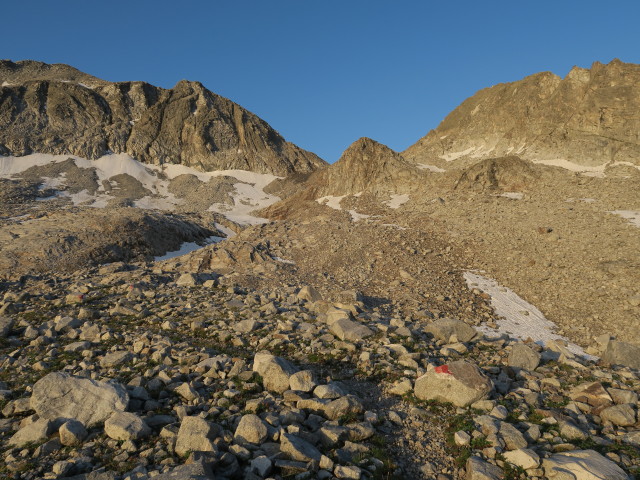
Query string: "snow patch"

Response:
xmin=348 ymin=210 xmax=370 ymax=222
xmin=499 ymin=192 xmax=524 ymax=200
xmin=534 ymin=159 xmax=606 ymax=177
xmin=417 ymin=163 xmax=445 ymax=173
xmin=316 ymin=195 xmax=345 ymax=210
xmin=154 ymin=236 xmax=225 ymax=261
xmin=214 ymin=222 xmax=237 ymax=239
xmin=272 ymin=256 xmax=295 ymax=265
xmin=609 ymin=210 xmax=640 ymax=228
xmin=0 ymin=153 xmax=281 ymax=224
xmin=384 ymin=194 xmax=410 ymax=209
xmin=440 ymin=147 xmax=475 ymax=162
xmin=464 ymin=272 xmax=595 ymax=359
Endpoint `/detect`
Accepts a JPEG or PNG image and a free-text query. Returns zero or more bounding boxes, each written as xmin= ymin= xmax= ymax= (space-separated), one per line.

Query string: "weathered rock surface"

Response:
xmin=414 ymin=361 xmax=493 ymax=407
xmin=174 ymin=416 xmax=219 ymax=457
xmin=404 ymin=59 xmax=640 ymax=170
xmin=31 ymin=372 xmax=129 ymax=426
xmin=0 ymin=60 xmax=325 ymax=175
xmin=252 ymin=352 xmax=298 ymax=393
xmin=601 ymin=339 xmax=640 ymax=369
xmin=542 ymin=449 xmax=630 ymax=479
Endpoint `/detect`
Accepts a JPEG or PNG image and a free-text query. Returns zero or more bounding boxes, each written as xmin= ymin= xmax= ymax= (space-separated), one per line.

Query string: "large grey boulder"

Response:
xmin=601 ymin=340 xmax=640 ymax=370
xmin=414 ymin=361 xmax=493 ymax=407
xmin=31 ymin=372 xmax=129 ymax=427
xmin=174 ymin=416 xmax=219 ymax=457
xmin=0 ymin=316 xmax=14 ymax=337
xmin=542 ymin=450 xmax=629 ymax=479
xmin=508 ymin=344 xmax=541 ymax=371
xmin=252 ymin=353 xmax=298 ymax=393
xmin=329 ymin=318 xmax=374 ymax=342
xmin=59 ymin=419 xmax=88 ymax=446
xmin=234 ymin=414 xmax=269 ymax=445
xmin=425 ymin=318 xmax=477 ymax=343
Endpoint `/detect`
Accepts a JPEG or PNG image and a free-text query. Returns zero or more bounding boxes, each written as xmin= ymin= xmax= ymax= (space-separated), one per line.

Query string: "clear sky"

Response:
xmin=4 ymin=1 xmax=639 ymax=163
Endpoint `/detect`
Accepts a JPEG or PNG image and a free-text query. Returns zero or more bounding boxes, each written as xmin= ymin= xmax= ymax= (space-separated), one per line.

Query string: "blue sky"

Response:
xmin=4 ymin=1 xmax=639 ymax=163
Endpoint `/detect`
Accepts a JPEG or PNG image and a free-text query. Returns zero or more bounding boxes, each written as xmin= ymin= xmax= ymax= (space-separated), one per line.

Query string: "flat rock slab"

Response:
xmin=414 ymin=361 xmax=493 ymax=407
xmin=425 ymin=318 xmax=477 ymax=343
xmin=329 ymin=318 xmax=373 ymax=342
xmin=31 ymin=372 xmax=129 ymax=427
xmin=542 ymin=449 xmax=629 ymax=479
xmin=466 ymin=455 xmax=503 ymax=479
xmin=280 ymin=432 xmax=322 ymax=462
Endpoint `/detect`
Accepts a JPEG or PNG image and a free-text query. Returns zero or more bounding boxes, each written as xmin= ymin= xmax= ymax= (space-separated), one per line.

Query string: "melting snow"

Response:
xmin=464 ymin=272 xmax=595 ymax=359
xmin=609 ymin=210 xmax=640 ymax=228
xmin=0 ymin=153 xmax=281 ymax=224
xmin=384 ymin=194 xmax=410 ymax=209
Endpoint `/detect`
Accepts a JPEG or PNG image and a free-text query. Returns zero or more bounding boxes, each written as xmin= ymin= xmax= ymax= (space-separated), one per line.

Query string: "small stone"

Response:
xmin=334 ymin=464 xmax=362 ymax=479
xmin=59 ymin=419 xmax=88 ymax=446
xmin=234 ymin=414 xmax=269 ymax=444
xmin=280 ymin=432 xmax=322 ymax=462
xmin=176 ymin=382 xmax=199 ymax=401
xmin=289 ymin=370 xmax=317 ymax=392
xmin=7 ymin=417 xmax=53 ymax=447
xmin=503 ymin=448 xmax=540 ymax=470
xmin=508 ymin=344 xmax=541 ymax=371
xmin=252 ymin=352 xmax=298 ymax=393
xmin=250 ymin=455 xmax=272 ymax=477
xmin=104 ymin=411 xmax=151 ymax=441
xmin=175 ymin=416 xmax=219 ymax=457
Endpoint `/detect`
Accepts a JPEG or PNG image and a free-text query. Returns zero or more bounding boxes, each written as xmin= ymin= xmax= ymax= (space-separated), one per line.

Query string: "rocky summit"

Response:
xmin=403 ymin=59 xmax=640 ymax=171
xmin=0 ymin=60 xmax=325 ymax=175
xmin=0 ymin=60 xmax=639 ymax=480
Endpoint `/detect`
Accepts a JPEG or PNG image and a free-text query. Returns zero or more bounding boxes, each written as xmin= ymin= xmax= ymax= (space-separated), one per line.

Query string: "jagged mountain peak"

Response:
xmin=404 ymin=58 xmax=640 ymax=171
xmin=0 ymin=60 xmax=325 ymax=175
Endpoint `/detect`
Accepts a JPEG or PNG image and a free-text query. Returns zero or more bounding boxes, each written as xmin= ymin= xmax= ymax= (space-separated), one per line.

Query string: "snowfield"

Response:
xmin=0 ymin=153 xmax=282 ymax=225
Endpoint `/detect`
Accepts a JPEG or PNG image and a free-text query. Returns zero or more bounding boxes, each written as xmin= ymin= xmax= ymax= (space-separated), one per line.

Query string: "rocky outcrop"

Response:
xmin=262 ymin=137 xmax=423 ymax=219
xmin=404 ymin=59 xmax=640 ymax=169
xmin=0 ymin=60 xmax=325 ymax=175
xmin=314 ymin=137 xmax=420 ymax=197
xmin=453 ymin=156 xmax=542 ymax=192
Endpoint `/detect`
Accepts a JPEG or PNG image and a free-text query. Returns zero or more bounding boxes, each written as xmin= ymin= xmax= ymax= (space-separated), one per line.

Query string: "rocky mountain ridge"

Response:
xmin=0 ymin=60 xmax=326 ymax=175
xmin=403 ymin=59 xmax=640 ymax=171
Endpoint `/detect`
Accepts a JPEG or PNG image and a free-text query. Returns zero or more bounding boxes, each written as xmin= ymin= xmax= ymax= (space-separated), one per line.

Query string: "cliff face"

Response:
xmin=404 ymin=59 xmax=640 ymax=169
xmin=0 ymin=60 xmax=326 ymax=175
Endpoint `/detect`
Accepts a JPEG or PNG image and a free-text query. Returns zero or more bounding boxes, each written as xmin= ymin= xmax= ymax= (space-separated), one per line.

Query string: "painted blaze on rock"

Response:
xmin=414 ymin=360 xmax=493 ymax=407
